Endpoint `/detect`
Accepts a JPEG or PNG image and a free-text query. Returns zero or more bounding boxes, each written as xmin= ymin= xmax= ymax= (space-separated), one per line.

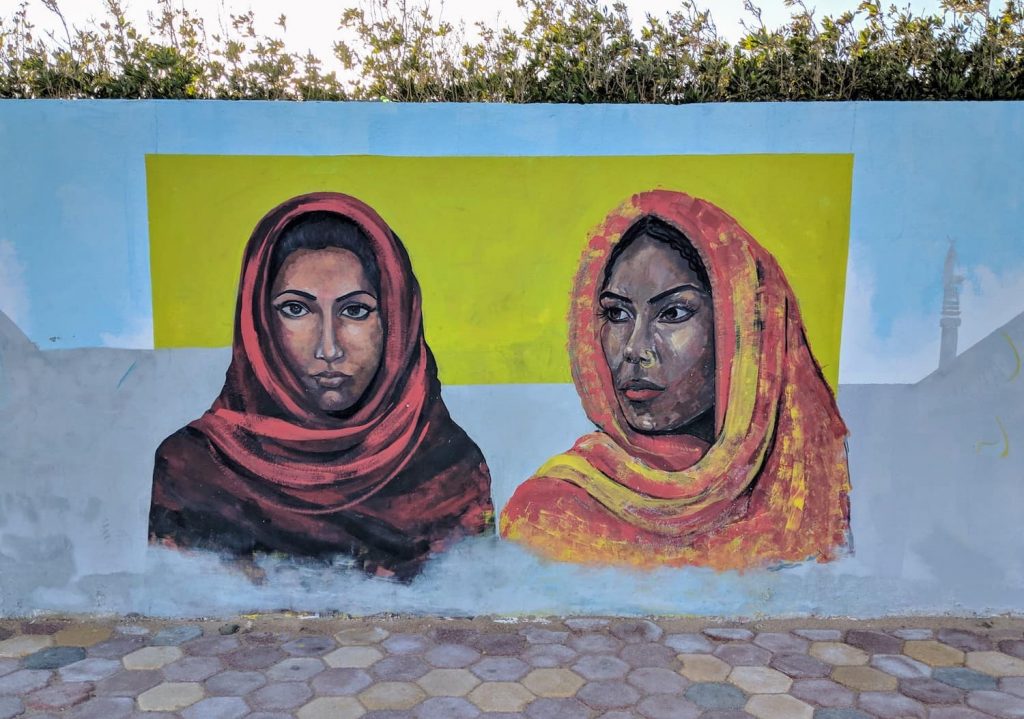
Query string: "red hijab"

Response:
xmin=501 ymin=191 xmax=850 ymax=569
xmin=150 ymin=193 xmax=493 ymax=579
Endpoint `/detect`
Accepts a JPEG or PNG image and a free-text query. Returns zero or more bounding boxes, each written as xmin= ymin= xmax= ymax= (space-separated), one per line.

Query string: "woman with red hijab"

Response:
xmin=150 ymin=192 xmax=493 ymax=580
xmin=500 ymin=190 xmax=850 ymax=570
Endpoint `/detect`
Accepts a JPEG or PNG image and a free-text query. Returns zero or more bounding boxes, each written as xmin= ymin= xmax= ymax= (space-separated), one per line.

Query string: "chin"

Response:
xmin=316 ymin=390 xmax=357 ymax=413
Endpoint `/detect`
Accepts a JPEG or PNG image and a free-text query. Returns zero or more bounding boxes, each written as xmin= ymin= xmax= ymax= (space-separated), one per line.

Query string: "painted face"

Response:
xmin=599 ymin=235 xmax=715 ymax=435
xmin=269 ymin=247 xmax=384 ymax=414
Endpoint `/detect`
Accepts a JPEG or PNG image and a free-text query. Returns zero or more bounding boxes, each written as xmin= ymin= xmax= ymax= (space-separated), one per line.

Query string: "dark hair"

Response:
xmin=602 ymin=215 xmax=711 ymax=292
xmin=269 ymin=211 xmax=381 ymax=291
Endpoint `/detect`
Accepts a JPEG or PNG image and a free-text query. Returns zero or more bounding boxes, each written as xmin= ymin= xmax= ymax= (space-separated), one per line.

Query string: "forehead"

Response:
xmin=605 ymin=235 xmax=703 ymax=297
xmin=273 ymin=247 xmax=369 ymax=290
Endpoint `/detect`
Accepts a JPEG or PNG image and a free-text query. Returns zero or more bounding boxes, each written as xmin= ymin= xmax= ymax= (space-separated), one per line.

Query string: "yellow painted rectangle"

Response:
xmin=147 ymin=154 xmax=852 ymax=386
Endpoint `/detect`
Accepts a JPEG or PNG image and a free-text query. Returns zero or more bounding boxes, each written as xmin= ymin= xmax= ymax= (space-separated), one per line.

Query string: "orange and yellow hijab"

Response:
xmin=499 ymin=190 xmax=851 ymax=570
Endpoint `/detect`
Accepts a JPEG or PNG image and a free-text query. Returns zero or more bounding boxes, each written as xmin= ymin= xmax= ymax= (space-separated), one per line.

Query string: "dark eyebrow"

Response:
xmin=599 ymin=291 xmax=633 ymax=304
xmin=273 ymin=289 xmax=315 ymax=301
xmin=648 ymin=284 xmax=703 ymax=305
xmin=337 ymin=290 xmax=377 ymax=303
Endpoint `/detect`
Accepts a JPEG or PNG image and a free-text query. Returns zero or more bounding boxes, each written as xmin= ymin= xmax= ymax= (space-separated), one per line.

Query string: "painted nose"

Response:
xmin=623 ymin=323 xmax=657 ymax=367
xmin=314 ymin=317 xmax=344 ymax=363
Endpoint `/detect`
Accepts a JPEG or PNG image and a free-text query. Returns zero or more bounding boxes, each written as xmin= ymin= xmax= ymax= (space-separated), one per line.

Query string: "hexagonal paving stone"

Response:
xmin=185 ymin=636 xmax=240 ymax=656
xmin=933 ymin=666 xmax=1000 ymax=690
xmin=714 ymin=644 xmax=772 ymax=667
xmin=53 ymin=626 xmax=112 ymax=647
xmin=474 ymin=634 xmax=526 ymax=656
xmin=0 ymin=669 xmax=51 ymax=695
xmin=312 ymin=667 xmax=374 ymax=696
xmin=636 ymin=693 xmax=702 ymax=719
xmin=87 ymin=637 xmax=145 ymax=659
xmin=64 ymin=696 xmax=135 ymax=719
xmin=335 ymin=627 xmax=390 ymax=646
xmin=297 ymin=696 xmax=366 ymax=719
xmin=577 ymin=680 xmax=640 ymax=709
xmin=123 ymin=646 xmax=183 ymax=670
xmin=417 ymin=668 xmax=480 ymax=696
xmin=525 ymin=697 xmax=591 ymax=719
xmin=809 ymin=643 xmax=869 ymax=667
xmin=899 ymin=677 xmax=964 ymax=704
xmin=325 ymin=646 xmax=384 ymax=669
xmin=382 ymin=634 xmax=432 ymax=656
xmin=926 ymin=708 xmax=992 ymax=719
xmin=1001 ymin=676 xmax=1024 ymax=698
xmin=793 ymin=630 xmax=842 ymax=642
xmin=569 ymin=633 xmax=622 ymax=654
xmin=162 ymin=656 xmax=224 ymax=682
xmin=893 ymin=629 xmax=934 ymax=640
xmin=359 ymin=681 xmax=427 ymax=710
xmin=666 ymin=633 xmax=715 ymax=654
xmin=373 ymin=655 xmax=431 ymax=681
xmin=746 ymin=694 xmax=813 ymax=719
xmin=136 ymin=681 xmax=205 ymax=711
xmin=524 ymin=644 xmax=577 ymax=668
xmin=870 ymin=653 xmax=931 ymax=679
xmin=425 ymin=644 xmax=480 ymax=669
xmin=753 ymin=633 xmax=809 ymax=654
xmin=522 ymin=668 xmax=585 ymax=697
xmin=858 ymin=691 xmax=927 ymax=719
xmin=0 ymin=658 xmax=17 ymax=678
xmin=25 ymin=682 xmax=93 ymax=712
xmin=471 ymin=657 xmax=529 ymax=682
xmin=610 ymin=620 xmax=663 ymax=644
xmin=728 ymin=666 xmax=792 ymax=693
xmin=966 ymin=689 xmax=1024 ymax=718
xmin=1000 ymin=641 xmax=1024 ymax=660
xmin=180 ymin=696 xmax=249 ymax=719
xmin=705 ymin=628 xmax=755 ymax=642
xmin=416 ymin=696 xmax=481 ymax=719
xmin=679 ymin=653 xmax=732 ymax=682
xmin=225 ymin=646 xmax=287 ymax=670
xmin=23 ymin=646 xmax=86 ymax=669
xmin=574 ymin=654 xmax=630 ymax=680
xmin=151 ymin=625 xmax=203 ymax=646
xmin=565 ymin=618 xmax=609 ymax=631
xmin=937 ymin=630 xmax=993 ymax=653
xmin=467 ymin=682 xmax=535 ymax=712
xmin=204 ymin=669 xmax=268 ymax=696
xmin=0 ymin=635 xmax=54 ymax=658
xmin=282 ymin=636 xmax=337 ymax=657
xmin=94 ymin=668 xmax=162 ymax=696
xmin=266 ymin=657 xmax=326 ymax=682
xmin=250 ymin=681 xmax=314 ymax=710
xmin=844 ymin=630 xmax=902 ymax=655
xmin=59 ymin=657 xmax=122 ymax=682
xmin=967 ymin=651 xmax=1024 ymax=677
xmin=831 ymin=665 xmax=898 ymax=691
xmin=627 ymin=667 xmax=688 ymax=694
xmin=903 ymin=641 xmax=965 ymax=667
xmin=790 ymin=678 xmax=855 ymax=707
xmin=431 ymin=628 xmax=480 ymax=645
xmin=0 ymin=697 xmax=24 ymax=719
xmin=522 ymin=628 xmax=569 ymax=645
xmin=622 ymin=643 xmax=678 ymax=668
xmin=684 ymin=682 xmax=747 ymax=710
xmin=770 ymin=652 xmax=831 ymax=678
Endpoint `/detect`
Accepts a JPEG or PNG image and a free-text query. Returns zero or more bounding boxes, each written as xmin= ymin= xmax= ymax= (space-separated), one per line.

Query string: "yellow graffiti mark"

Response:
xmin=1003 ymin=332 xmax=1021 ymax=382
xmin=975 ymin=416 xmax=1010 ymax=458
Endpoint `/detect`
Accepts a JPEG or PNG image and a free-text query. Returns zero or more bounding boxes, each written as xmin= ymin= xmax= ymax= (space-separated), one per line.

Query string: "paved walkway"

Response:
xmin=0 ymin=616 xmax=1022 ymax=718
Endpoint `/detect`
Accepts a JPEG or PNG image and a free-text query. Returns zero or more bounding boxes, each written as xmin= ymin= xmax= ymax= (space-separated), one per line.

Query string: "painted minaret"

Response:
xmin=939 ymin=242 xmax=963 ymax=372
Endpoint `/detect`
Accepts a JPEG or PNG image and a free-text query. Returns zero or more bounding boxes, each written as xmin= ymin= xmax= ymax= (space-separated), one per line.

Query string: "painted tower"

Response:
xmin=939 ymin=242 xmax=963 ymax=372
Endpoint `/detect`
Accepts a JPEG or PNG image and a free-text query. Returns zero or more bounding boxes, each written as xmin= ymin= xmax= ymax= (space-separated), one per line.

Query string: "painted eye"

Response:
xmin=277 ymin=301 xmax=309 ymax=318
xmin=340 ymin=304 xmax=373 ymax=320
xmin=659 ymin=305 xmax=694 ymax=323
xmin=603 ymin=306 xmax=631 ymax=323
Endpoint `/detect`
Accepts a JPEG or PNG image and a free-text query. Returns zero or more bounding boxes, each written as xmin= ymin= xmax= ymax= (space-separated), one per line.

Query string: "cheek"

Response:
xmin=273 ymin=317 xmax=316 ymax=367
xmin=600 ymin=324 xmax=627 ymax=369
xmin=659 ymin=321 xmax=714 ymax=379
xmin=340 ymin=319 xmax=384 ymax=370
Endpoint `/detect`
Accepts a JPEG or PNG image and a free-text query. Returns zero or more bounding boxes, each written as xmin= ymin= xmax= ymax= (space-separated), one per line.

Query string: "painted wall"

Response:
xmin=0 ymin=101 xmax=1022 ymax=617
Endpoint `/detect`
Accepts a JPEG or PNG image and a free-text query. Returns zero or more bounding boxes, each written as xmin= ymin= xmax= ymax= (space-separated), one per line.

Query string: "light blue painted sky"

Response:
xmin=0 ymin=101 xmax=1022 ymax=383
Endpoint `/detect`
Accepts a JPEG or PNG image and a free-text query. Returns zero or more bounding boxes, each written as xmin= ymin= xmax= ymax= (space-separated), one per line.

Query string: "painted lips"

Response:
xmin=313 ymin=372 xmax=349 ymax=389
xmin=619 ymin=379 xmax=665 ymax=402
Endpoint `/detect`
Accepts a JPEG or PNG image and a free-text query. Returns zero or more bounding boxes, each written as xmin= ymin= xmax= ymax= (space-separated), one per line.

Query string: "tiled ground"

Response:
xmin=0 ymin=617 xmax=1022 ymax=718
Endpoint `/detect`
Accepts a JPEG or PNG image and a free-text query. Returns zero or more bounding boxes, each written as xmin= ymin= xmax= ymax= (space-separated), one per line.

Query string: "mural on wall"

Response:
xmin=149 ymin=192 xmax=494 ymax=580
xmin=501 ymin=191 xmax=852 ymax=569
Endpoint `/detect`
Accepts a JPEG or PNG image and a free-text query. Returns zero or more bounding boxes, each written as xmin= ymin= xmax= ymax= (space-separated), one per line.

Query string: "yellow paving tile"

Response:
xmin=334 ymin=627 xmax=389 ymax=646
xmin=468 ymin=682 xmax=535 ymax=712
xmin=0 ymin=635 xmax=54 ymax=658
xmin=122 ymin=646 xmax=183 ymax=670
xmin=746 ymin=694 xmax=814 ymax=719
xmin=298 ymin=696 xmax=366 ymax=719
xmin=831 ymin=665 xmax=899 ymax=691
xmin=136 ymin=681 xmax=204 ymax=711
xmin=358 ymin=681 xmax=425 ymax=710
xmin=417 ymin=668 xmax=480 ymax=696
xmin=53 ymin=625 xmax=112 ymax=647
xmin=903 ymin=640 xmax=965 ymax=667
xmin=966 ymin=651 xmax=1024 ymax=677
xmin=324 ymin=646 xmax=383 ymax=669
xmin=728 ymin=666 xmax=793 ymax=693
xmin=522 ymin=668 xmax=585 ymax=697
xmin=679 ymin=653 xmax=731 ymax=682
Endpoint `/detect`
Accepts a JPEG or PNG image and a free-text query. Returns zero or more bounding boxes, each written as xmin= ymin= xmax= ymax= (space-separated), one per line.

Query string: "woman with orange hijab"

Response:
xmin=500 ymin=190 xmax=850 ymax=570
xmin=150 ymin=192 xmax=493 ymax=580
